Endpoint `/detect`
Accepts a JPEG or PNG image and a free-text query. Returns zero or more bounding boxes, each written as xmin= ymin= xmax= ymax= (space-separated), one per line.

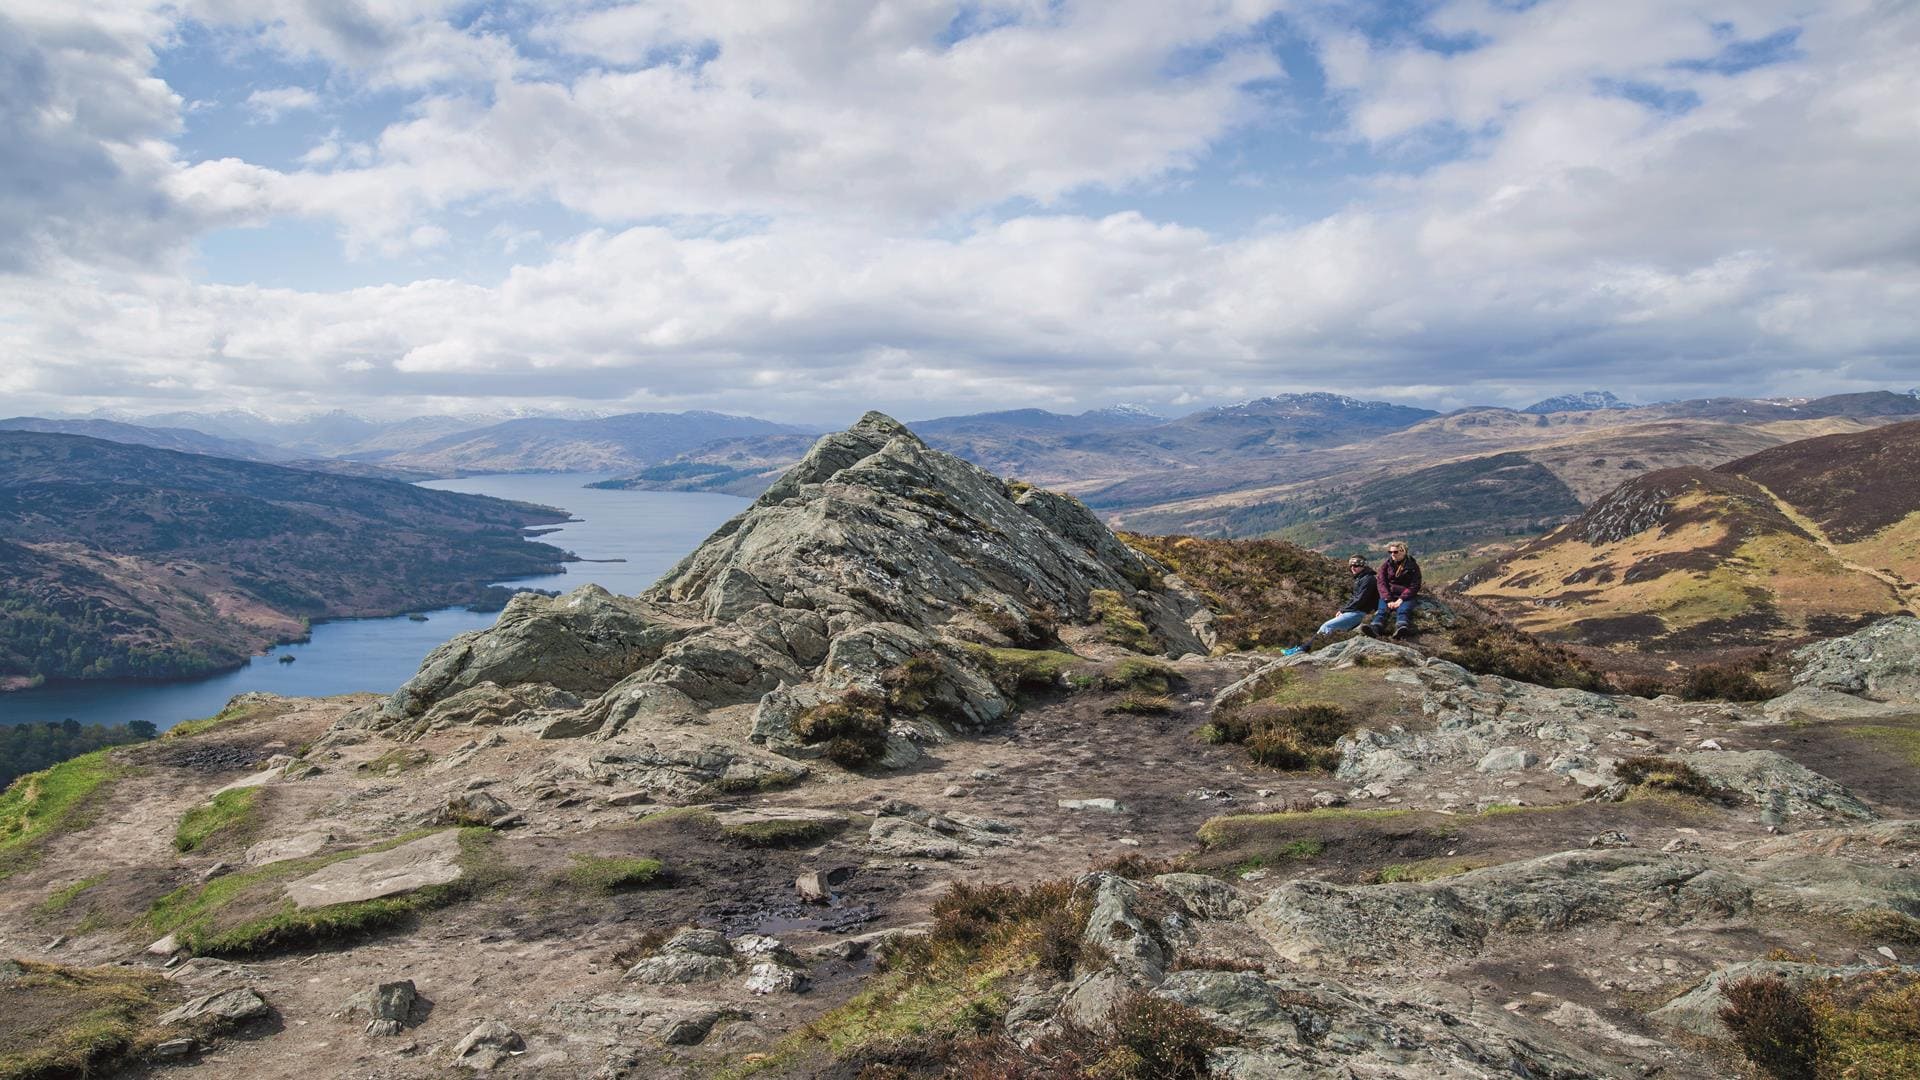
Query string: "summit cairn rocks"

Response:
xmin=335 ymin=412 xmax=1209 ymax=784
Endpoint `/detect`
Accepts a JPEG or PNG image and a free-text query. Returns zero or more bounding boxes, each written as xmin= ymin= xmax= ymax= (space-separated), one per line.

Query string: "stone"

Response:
xmin=1058 ymin=797 xmax=1127 ymax=814
xmin=624 ymin=929 xmax=739 ymax=984
xmin=1080 ymin=873 xmax=1165 ymax=982
xmin=159 ymin=987 xmax=271 ymax=1028
xmin=1788 ymin=617 xmax=1920 ymax=702
xmin=152 ymin=1038 xmax=197 ymax=1059
xmin=283 ymin=829 xmax=463 ymax=910
xmin=1475 ymin=747 xmax=1537 ymax=774
xmin=744 ymin=963 xmax=810 ymax=994
xmin=147 ymin=934 xmax=180 ymax=956
xmin=447 ymin=790 xmax=515 ymax=825
xmin=1153 ymin=873 xmax=1254 ymax=920
xmin=452 ymin=1019 xmax=523 ymax=1070
xmin=364 ymin=980 xmax=419 ymax=1036
xmin=868 ymin=816 xmax=969 ymax=859
xmin=605 ymin=790 xmax=652 ymax=807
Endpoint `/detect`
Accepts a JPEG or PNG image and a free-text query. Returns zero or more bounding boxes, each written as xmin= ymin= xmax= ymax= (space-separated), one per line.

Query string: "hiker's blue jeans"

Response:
xmin=1317 ymin=611 xmax=1369 ymax=635
xmin=1372 ymin=599 xmax=1414 ymax=629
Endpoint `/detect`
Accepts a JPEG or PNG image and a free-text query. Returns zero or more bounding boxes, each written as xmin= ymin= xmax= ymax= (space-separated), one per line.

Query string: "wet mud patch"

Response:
xmin=132 ymin=741 xmax=274 ymax=773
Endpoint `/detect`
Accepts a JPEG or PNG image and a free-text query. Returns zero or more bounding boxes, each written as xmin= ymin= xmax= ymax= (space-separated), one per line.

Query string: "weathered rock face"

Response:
xmin=1767 ymin=616 xmax=1920 ymax=722
xmin=336 ymin=412 xmax=1210 ymax=780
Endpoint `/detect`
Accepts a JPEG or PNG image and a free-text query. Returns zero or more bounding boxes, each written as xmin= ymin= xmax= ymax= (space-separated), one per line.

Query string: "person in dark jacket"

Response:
xmin=1311 ymin=555 xmax=1379 ymax=639
xmin=1363 ymin=541 xmax=1422 ymax=639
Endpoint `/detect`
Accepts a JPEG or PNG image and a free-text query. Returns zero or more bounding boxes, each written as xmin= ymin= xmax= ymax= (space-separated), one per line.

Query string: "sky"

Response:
xmin=0 ymin=0 xmax=1915 ymax=425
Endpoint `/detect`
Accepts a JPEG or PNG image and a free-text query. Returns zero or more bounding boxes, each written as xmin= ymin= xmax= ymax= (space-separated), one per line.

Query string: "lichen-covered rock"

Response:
xmin=1153 ymin=873 xmax=1254 ymax=920
xmin=1676 ymin=749 xmax=1875 ymax=821
xmin=1651 ymin=960 xmax=1898 ymax=1036
xmin=1247 ymin=850 xmax=1753 ymax=971
xmin=1789 ymin=616 xmax=1920 ymax=702
xmin=1080 ymin=873 xmax=1166 ymax=981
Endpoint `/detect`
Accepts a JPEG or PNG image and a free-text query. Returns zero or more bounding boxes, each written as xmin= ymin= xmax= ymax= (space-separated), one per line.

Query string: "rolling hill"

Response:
xmin=364 ymin=410 xmax=810 ymax=474
xmin=0 ymin=433 xmax=568 ymax=688
xmin=1459 ymin=420 xmax=1920 ymax=651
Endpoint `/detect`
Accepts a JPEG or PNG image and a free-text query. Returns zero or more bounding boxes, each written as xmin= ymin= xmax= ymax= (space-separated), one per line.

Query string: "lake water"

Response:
xmin=0 ymin=476 xmax=745 ymax=730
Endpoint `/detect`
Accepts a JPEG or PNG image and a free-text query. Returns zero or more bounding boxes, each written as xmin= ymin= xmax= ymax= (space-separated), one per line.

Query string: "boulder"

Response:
xmin=1676 ymin=750 xmax=1875 ymax=821
xmin=1651 ymin=960 xmax=1899 ymax=1036
xmin=451 ymin=1019 xmax=523 ymax=1070
xmin=624 ymin=929 xmax=739 ymax=985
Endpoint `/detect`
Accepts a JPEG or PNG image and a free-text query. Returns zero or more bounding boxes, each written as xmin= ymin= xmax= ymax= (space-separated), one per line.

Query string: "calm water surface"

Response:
xmin=0 ymin=475 xmax=744 ymax=729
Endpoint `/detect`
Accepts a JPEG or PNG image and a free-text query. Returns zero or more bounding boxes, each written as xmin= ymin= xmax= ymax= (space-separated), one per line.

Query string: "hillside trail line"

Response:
xmin=1744 ymin=477 xmax=1920 ymax=609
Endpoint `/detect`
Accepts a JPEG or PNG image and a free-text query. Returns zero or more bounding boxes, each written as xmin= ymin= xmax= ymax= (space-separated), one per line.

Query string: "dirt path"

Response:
xmin=1747 ymin=477 xmax=1920 ymax=606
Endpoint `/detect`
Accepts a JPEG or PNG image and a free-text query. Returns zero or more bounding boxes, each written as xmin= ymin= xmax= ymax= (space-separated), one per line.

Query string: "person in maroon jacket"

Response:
xmin=1362 ymin=541 xmax=1422 ymax=640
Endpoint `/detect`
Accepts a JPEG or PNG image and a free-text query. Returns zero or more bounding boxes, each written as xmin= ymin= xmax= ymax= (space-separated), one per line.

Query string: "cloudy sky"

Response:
xmin=1 ymin=1 xmax=1915 ymax=424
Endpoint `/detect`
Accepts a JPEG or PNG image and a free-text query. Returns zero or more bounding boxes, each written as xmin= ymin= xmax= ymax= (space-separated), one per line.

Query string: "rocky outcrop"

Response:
xmin=335 ymin=412 xmax=1210 ymax=782
xmin=1767 ymin=616 xmax=1920 ymax=721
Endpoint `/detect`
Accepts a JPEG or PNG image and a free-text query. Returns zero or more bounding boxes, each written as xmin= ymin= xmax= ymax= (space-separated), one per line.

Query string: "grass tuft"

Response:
xmin=1615 ymin=756 xmax=1730 ymax=803
xmin=562 ymin=854 xmax=663 ymax=893
xmin=173 ymin=788 xmax=263 ymax=853
xmin=0 ymin=960 xmax=179 ymax=1080
xmin=0 ymin=750 xmax=125 ymax=882
xmin=1102 ymin=658 xmax=1178 ymax=695
xmin=719 ymin=816 xmax=848 ymax=849
xmin=146 ymin=827 xmax=496 ymax=956
xmin=1089 ymin=590 xmax=1159 ymax=654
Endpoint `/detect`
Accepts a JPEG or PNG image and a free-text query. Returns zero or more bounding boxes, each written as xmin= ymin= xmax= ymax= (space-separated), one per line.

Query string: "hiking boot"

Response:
xmin=1359 ymin=623 xmax=1379 ymax=639
xmin=1389 ymin=624 xmax=1406 ymax=640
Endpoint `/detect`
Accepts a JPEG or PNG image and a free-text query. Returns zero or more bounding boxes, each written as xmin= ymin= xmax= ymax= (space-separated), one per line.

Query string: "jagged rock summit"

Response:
xmin=334 ymin=412 xmax=1210 ymax=778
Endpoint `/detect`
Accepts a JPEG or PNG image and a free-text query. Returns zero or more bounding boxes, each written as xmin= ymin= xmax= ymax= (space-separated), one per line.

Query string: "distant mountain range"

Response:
xmin=1460 ymin=420 xmax=1920 ymax=652
xmin=0 ymin=432 xmax=567 ymax=688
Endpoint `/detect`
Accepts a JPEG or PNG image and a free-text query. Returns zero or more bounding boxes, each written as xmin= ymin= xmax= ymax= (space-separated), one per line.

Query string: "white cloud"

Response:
xmin=244 ymin=84 xmax=319 ymax=120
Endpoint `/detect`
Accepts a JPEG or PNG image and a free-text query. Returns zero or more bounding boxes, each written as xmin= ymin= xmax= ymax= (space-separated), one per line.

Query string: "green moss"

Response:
xmin=1229 ymin=839 xmax=1323 ymax=874
xmin=0 ymin=749 xmax=125 ymax=882
xmin=720 ymin=815 xmax=848 ymax=848
xmin=37 ymin=875 xmax=107 ymax=919
xmin=562 ymin=854 xmax=663 ymax=892
xmin=1090 ymin=589 xmax=1159 ymax=653
xmin=146 ymin=828 xmax=493 ymax=956
xmin=0 ymin=960 xmax=178 ymax=1080
xmin=173 ymin=788 xmax=263 ymax=853
xmin=1103 ymin=658 xmax=1177 ymax=694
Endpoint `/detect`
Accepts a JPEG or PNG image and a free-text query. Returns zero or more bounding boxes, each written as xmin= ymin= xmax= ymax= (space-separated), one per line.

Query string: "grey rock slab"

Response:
xmin=244 ymin=830 xmax=331 ymax=866
xmin=283 ymin=830 xmax=463 ymax=910
xmin=867 ymin=816 xmax=969 ymax=859
xmin=159 ymin=987 xmax=271 ymax=1028
xmin=1153 ymin=873 xmax=1254 ymax=920
xmin=1247 ymin=850 xmax=1752 ymax=971
xmin=744 ymin=962 xmax=811 ymax=994
xmin=553 ymin=992 xmax=744 ymax=1046
xmin=1475 ymin=746 xmax=1538 ymax=774
xmin=1790 ymin=616 xmax=1920 ymax=702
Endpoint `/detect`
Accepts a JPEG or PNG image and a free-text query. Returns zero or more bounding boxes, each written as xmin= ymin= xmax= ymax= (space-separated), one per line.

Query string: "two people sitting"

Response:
xmin=1313 ymin=541 xmax=1423 ymax=643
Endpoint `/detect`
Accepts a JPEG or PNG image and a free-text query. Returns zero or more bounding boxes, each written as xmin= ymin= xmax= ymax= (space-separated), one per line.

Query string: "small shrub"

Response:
xmin=1679 ymin=662 xmax=1770 ymax=702
xmin=1210 ymin=700 xmax=1353 ymax=773
xmin=1432 ymin=617 xmax=1607 ymax=692
xmin=562 ymin=854 xmax=663 ymax=893
xmin=930 ymin=879 xmax=1092 ymax=979
xmin=1615 ymin=756 xmax=1728 ymax=802
xmin=1720 ymin=976 xmax=1822 ymax=1080
xmin=794 ymin=690 xmax=890 ymax=767
xmin=1616 ymin=674 xmax=1671 ymax=698
xmin=173 ymin=787 xmax=263 ymax=852
xmin=882 ymin=652 xmax=945 ymax=715
xmin=978 ymin=991 xmax=1234 ymax=1080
